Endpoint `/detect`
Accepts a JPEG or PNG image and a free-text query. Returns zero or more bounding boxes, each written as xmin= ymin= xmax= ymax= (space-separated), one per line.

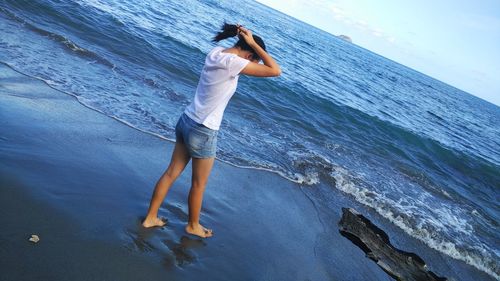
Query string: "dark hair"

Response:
xmin=213 ymin=22 xmax=266 ymax=61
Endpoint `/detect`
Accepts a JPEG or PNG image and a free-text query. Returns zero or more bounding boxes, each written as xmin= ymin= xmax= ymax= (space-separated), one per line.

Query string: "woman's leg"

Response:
xmin=142 ymin=142 xmax=191 ymax=227
xmin=185 ymin=157 xmax=215 ymax=238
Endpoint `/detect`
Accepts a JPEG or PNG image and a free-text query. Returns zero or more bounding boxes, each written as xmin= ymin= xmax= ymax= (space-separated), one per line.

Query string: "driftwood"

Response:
xmin=338 ymin=208 xmax=447 ymax=281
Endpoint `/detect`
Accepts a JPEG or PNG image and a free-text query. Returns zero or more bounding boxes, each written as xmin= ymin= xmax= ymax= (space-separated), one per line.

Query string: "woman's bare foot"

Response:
xmin=185 ymin=223 xmax=213 ymax=238
xmin=142 ymin=217 xmax=167 ymax=228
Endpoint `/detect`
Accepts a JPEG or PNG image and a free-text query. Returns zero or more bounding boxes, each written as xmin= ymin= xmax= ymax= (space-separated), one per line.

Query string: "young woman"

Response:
xmin=142 ymin=23 xmax=281 ymax=238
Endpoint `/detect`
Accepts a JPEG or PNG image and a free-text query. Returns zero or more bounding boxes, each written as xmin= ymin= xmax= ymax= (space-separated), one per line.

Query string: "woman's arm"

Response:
xmin=238 ymin=27 xmax=281 ymax=77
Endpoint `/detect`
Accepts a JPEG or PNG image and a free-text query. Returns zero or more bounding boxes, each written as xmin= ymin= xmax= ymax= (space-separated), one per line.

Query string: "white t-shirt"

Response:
xmin=184 ymin=46 xmax=250 ymax=130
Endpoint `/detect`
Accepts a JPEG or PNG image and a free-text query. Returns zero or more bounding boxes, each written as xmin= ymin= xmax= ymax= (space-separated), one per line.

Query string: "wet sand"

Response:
xmin=0 ymin=63 xmax=493 ymax=281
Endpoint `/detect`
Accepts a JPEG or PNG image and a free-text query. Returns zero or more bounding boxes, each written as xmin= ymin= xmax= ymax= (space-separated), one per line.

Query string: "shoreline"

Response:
xmin=0 ymin=62 xmax=495 ymax=280
xmin=0 ymin=62 xmax=317 ymax=186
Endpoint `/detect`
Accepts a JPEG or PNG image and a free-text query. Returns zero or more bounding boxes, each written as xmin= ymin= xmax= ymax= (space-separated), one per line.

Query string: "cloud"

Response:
xmin=257 ymin=0 xmax=399 ymax=44
xmin=328 ymin=3 xmax=347 ymax=19
xmin=326 ymin=2 xmax=396 ymax=44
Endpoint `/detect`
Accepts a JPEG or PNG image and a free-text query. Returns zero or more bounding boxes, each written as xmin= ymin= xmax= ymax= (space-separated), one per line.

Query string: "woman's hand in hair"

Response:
xmin=239 ymin=30 xmax=281 ymax=77
xmin=238 ymin=26 xmax=257 ymax=46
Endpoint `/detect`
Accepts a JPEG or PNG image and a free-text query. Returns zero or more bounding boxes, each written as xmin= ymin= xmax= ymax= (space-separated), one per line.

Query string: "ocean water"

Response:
xmin=0 ymin=0 xmax=498 ymax=278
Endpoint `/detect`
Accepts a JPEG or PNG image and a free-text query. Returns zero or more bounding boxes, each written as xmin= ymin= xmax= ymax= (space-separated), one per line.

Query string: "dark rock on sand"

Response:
xmin=338 ymin=208 xmax=447 ymax=281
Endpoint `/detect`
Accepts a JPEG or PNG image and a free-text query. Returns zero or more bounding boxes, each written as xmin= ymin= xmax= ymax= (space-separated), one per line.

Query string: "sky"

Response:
xmin=256 ymin=0 xmax=500 ymax=106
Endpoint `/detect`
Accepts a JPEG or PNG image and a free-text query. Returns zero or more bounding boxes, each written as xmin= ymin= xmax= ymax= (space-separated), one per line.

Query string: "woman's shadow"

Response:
xmin=163 ymin=235 xmax=207 ymax=267
xmin=126 ymin=217 xmax=207 ymax=269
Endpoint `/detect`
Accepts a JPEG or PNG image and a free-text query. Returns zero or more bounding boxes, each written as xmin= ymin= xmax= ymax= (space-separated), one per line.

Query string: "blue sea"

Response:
xmin=0 ymin=0 xmax=498 ymax=278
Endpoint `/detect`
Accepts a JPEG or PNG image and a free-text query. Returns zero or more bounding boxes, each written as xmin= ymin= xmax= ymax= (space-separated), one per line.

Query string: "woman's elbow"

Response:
xmin=272 ymin=68 xmax=282 ymax=77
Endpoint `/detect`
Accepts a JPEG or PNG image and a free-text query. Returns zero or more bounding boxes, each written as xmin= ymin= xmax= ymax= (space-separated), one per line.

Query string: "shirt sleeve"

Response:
xmin=227 ymin=55 xmax=250 ymax=78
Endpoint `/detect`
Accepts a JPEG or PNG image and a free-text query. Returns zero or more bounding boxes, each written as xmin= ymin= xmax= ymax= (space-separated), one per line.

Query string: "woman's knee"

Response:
xmin=190 ymin=180 xmax=207 ymax=190
xmin=165 ymin=165 xmax=184 ymax=181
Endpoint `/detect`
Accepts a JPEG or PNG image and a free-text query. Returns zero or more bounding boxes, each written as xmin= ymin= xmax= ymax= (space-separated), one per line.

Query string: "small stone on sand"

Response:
xmin=29 ymin=234 xmax=40 ymax=243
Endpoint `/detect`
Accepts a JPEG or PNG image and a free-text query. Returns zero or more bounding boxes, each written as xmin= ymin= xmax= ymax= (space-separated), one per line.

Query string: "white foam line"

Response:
xmin=2 ymin=62 xmax=318 ymax=184
xmin=331 ymin=167 xmax=500 ymax=280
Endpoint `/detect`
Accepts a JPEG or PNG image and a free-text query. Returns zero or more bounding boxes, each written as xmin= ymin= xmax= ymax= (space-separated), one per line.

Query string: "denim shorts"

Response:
xmin=175 ymin=113 xmax=218 ymax=158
